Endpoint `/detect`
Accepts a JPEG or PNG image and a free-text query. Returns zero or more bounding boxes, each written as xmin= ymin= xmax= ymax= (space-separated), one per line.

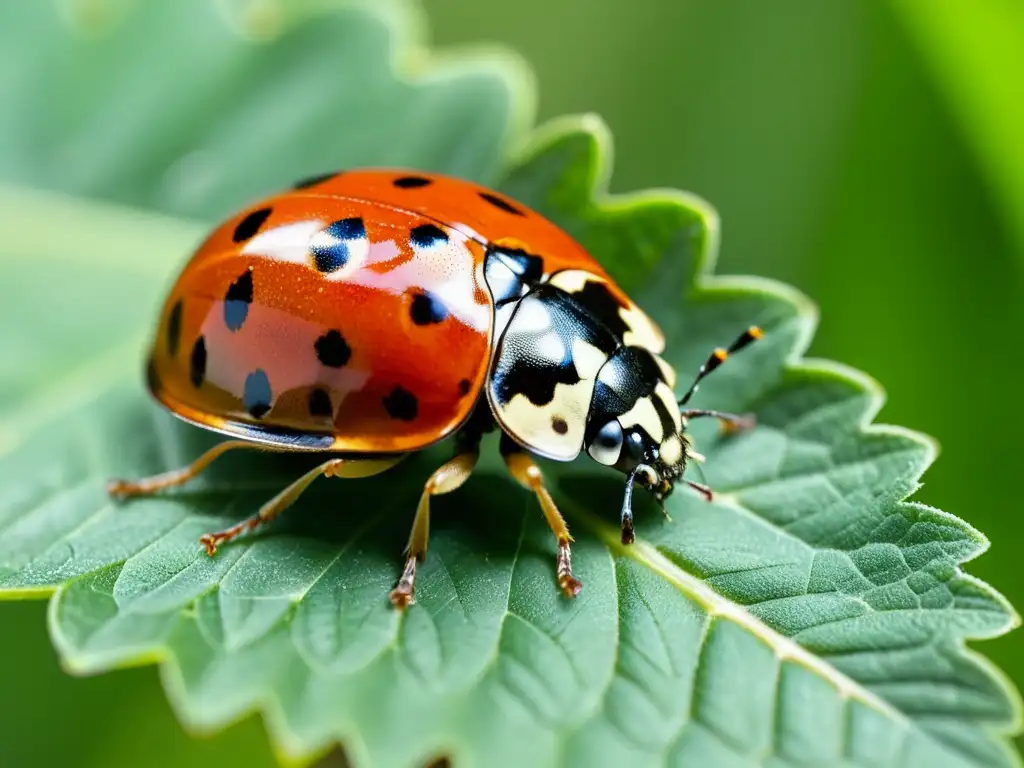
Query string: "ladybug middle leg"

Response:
xmin=197 ymin=455 xmax=402 ymax=555
xmin=500 ymin=434 xmax=583 ymax=599
xmin=107 ymin=439 xmax=288 ymax=499
xmin=389 ymin=450 xmax=480 ymax=608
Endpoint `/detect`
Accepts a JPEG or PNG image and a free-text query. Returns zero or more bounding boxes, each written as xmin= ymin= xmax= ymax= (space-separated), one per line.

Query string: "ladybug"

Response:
xmin=109 ymin=170 xmax=761 ymax=607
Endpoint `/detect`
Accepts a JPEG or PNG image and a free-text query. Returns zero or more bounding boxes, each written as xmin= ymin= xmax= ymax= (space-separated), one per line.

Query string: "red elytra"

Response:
xmin=148 ymin=169 xmax=625 ymax=452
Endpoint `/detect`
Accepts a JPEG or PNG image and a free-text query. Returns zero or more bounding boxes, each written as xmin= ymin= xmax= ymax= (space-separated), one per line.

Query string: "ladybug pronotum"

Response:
xmin=109 ymin=170 xmax=761 ymax=607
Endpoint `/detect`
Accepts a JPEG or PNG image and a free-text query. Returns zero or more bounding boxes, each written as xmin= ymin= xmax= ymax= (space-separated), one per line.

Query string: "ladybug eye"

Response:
xmin=588 ymin=419 xmax=623 ymax=466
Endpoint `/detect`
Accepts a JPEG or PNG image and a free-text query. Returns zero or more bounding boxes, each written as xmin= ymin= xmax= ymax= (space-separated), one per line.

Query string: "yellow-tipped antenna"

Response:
xmin=678 ymin=326 xmax=763 ymax=407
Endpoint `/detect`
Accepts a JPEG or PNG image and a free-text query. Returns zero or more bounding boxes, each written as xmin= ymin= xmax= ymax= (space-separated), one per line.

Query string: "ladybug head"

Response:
xmin=584 ymin=415 xmax=692 ymax=543
xmin=590 ymin=324 xmax=764 ymax=544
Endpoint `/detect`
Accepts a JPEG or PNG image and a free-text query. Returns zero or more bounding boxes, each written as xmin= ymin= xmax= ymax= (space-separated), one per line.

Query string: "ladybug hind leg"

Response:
xmin=109 ymin=440 xmax=400 ymax=554
xmin=389 ymin=450 xmax=479 ymax=608
xmin=107 ymin=439 xmax=269 ymax=498
xmin=500 ymin=434 xmax=582 ymax=599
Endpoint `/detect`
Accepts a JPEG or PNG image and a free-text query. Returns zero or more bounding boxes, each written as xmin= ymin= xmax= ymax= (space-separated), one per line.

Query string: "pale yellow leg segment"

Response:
xmin=503 ymin=451 xmax=582 ymax=599
xmin=389 ymin=451 xmax=479 ymax=608
xmin=199 ymin=456 xmax=402 ymax=555
xmin=106 ymin=439 xmax=289 ymax=498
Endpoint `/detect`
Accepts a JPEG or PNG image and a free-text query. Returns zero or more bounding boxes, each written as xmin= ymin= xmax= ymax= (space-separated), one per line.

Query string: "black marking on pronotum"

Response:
xmin=314 ymin=330 xmax=351 ymax=368
xmin=243 ymin=369 xmax=273 ymax=419
xmin=478 ymin=191 xmax=525 ymax=216
xmin=410 ymin=223 xmax=449 ymax=248
xmin=495 ymin=356 xmax=582 ymax=407
xmin=571 ymin=279 xmax=630 ymax=341
xmin=552 ymin=416 xmax=569 ymax=435
xmin=311 ymin=217 xmax=365 ymax=273
xmin=223 ymin=269 xmax=254 ymax=332
xmin=393 ymin=176 xmax=432 ymax=188
xmin=166 ymin=299 xmax=183 ymax=358
xmin=383 ymin=386 xmax=418 ymax=421
xmin=232 ymin=207 xmax=272 ymax=243
xmin=492 ymin=284 xmax=617 ymax=406
xmin=293 ymin=171 xmax=340 ymax=189
xmin=308 ymin=387 xmax=333 ymax=418
xmin=190 ymin=336 xmax=207 ymax=388
xmin=409 ymin=291 xmax=449 ymax=325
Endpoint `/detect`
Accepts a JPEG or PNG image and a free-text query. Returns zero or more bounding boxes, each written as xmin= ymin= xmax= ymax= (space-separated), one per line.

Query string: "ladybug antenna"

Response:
xmin=678 ymin=326 xmax=763 ymax=407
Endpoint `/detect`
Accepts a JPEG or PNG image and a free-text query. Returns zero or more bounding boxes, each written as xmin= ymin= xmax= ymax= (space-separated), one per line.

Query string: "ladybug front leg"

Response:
xmin=389 ymin=451 xmax=479 ymax=609
xmin=500 ymin=435 xmax=582 ymax=599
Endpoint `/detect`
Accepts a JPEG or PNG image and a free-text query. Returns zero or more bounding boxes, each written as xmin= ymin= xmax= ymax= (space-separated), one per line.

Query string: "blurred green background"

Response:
xmin=3 ymin=0 xmax=1022 ymax=765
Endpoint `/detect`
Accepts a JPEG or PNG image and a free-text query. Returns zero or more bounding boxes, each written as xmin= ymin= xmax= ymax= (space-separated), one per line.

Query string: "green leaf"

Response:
xmin=0 ymin=2 xmax=1020 ymax=767
xmin=0 ymin=0 xmax=528 ymax=219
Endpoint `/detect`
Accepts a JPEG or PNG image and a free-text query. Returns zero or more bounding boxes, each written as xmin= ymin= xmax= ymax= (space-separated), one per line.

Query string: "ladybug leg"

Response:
xmin=684 ymin=479 xmax=715 ymax=502
xmin=107 ymin=439 xmax=303 ymax=498
xmin=680 ymin=409 xmax=755 ymax=435
xmin=500 ymin=435 xmax=582 ymax=599
xmin=198 ymin=456 xmax=401 ymax=556
xmin=389 ymin=451 xmax=479 ymax=609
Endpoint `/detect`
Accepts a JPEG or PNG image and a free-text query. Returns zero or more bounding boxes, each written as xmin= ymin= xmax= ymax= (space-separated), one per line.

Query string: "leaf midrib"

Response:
xmin=564 ymin=503 xmax=912 ymax=727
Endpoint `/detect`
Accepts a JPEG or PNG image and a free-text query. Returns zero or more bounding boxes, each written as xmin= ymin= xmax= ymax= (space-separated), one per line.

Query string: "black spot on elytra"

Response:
xmin=409 ymin=291 xmax=449 ymax=325
xmin=232 ymin=207 xmax=272 ymax=243
xmin=410 ymin=223 xmax=448 ymax=248
xmin=189 ymin=336 xmax=207 ymax=388
xmin=572 ymin=279 xmax=630 ymax=340
xmin=458 ymin=378 xmax=472 ymax=396
xmin=331 ymin=217 xmax=365 ymax=239
xmin=293 ymin=171 xmax=340 ymax=189
xmin=243 ymin=369 xmax=273 ymax=419
xmin=224 ymin=269 xmax=253 ymax=332
xmin=383 ymin=386 xmax=418 ymax=421
xmin=314 ymin=330 xmax=351 ymax=368
xmin=166 ymin=299 xmax=183 ymax=357
xmin=479 ymin=192 xmax=525 ymax=216
xmin=393 ymin=176 xmax=432 ymax=188
xmin=311 ymin=217 xmax=365 ymax=273
xmin=313 ymin=242 xmax=347 ymax=273
xmin=552 ymin=417 xmax=569 ymax=435
xmin=308 ymin=387 xmax=333 ymax=418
